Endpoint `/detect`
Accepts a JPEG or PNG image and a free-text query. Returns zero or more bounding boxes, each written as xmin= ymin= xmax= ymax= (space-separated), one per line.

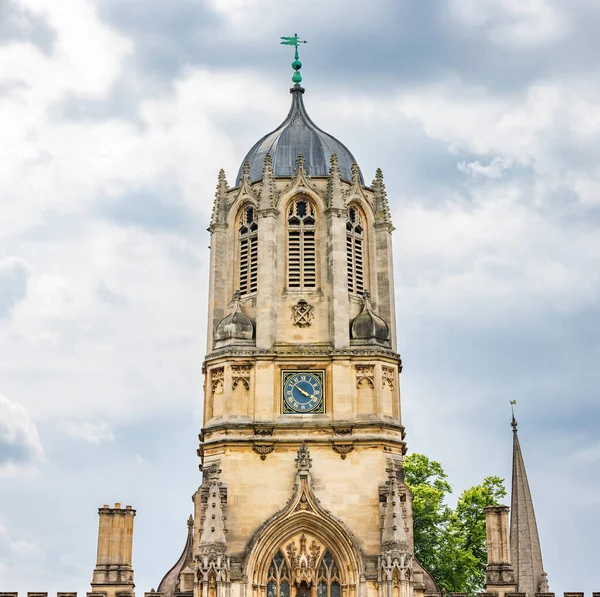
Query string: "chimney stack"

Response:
xmin=484 ymin=505 xmax=516 ymax=597
xmin=91 ymin=503 xmax=136 ymax=597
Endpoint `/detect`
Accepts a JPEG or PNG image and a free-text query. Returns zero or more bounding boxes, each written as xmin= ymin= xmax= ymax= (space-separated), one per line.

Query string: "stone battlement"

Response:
xmin=0 ymin=593 xmax=134 ymax=597
xmin=475 ymin=593 xmax=600 ymax=597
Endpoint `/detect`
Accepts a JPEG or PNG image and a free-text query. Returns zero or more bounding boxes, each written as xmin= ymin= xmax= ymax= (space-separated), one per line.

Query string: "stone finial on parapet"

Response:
xmin=90 ymin=503 xmax=136 ymax=597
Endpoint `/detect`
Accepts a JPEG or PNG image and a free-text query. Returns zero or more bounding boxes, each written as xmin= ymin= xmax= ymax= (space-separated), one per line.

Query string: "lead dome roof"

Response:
xmin=236 ymin=85 xmax=364 ymax=186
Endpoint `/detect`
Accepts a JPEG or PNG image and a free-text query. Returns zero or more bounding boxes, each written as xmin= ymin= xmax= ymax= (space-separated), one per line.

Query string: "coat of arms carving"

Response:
xmin=292 ymin=299 xmax=314 ymax=328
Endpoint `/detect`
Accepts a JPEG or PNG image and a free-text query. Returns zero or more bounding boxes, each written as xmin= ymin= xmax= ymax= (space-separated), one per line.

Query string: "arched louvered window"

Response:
xmin=267 ymin=551 xmax=291 ymax=597
xmin=346 ymin=205 xmax=365 ymax=294
xmin=287 ymin=198 xmax=316 ymax=289
xmin=238 ymin=205 xmax=258 ymax=296
xmin=317 ymin=552 xmax=341 ymax=597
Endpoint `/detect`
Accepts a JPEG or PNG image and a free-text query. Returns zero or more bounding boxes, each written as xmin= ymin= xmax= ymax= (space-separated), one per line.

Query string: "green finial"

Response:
xmin=280 ymin=33 xmax=307 ymax=84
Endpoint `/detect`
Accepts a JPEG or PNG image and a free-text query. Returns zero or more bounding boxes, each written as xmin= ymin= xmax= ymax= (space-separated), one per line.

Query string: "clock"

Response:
xmin=282 ymin=371 xmax=325 ymax=414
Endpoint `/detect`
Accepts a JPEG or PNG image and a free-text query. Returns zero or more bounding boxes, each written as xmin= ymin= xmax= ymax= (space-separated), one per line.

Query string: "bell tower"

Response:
xmin=158 ymin=48 xmax=438 ymax=597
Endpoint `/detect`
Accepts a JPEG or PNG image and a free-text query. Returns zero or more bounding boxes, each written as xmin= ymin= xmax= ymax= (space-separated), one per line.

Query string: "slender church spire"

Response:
xmin=510 ymin=412 xmax=549 ymax=593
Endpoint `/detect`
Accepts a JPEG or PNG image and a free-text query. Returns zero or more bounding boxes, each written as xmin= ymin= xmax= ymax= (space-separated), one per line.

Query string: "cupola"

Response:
xmin=236 ymin=84 xmax=364 ymax=185
xmin=351 ymin=291 xmax=390 ymax=346
xmin=214 ymin=291 xmax=254 ymax=348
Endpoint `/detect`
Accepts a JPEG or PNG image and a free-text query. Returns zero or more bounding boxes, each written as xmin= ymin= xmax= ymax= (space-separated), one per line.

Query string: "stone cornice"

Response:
xmin=257 ymin=207 xmax=279 ymax=218
xmin=204 ymin=345 xmax=402 ymax=365
xmin=202 ymin=418 xmax=405 ymax=435
xmin=374 ymin=222 xmax=395 ymax=233
xmin=208 ymin=222 xmax=228 ymax=234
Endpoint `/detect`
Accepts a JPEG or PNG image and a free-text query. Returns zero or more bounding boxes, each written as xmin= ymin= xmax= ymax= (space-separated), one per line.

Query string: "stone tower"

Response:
xmin=156 ymin=81 xmax=439 ymax=597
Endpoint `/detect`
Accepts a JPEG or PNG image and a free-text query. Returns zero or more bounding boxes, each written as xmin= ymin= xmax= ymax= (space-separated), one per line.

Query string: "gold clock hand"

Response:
xmin=294 ymin=385 xmax=311 ymax=397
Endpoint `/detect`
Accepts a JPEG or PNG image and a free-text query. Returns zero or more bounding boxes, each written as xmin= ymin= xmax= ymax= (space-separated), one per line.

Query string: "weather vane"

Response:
xmin=280 ymin=33 xmax=307 ymax=85
xmin=510 ymin=400 xmax=517 ymax=430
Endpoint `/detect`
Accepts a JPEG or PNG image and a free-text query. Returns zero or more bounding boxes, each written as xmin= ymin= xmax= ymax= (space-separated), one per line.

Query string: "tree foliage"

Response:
xmin=403 ymin=453 xmax=506 ymax=595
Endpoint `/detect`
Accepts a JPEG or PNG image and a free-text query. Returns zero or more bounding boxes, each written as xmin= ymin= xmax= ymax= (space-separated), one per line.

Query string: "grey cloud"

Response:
xmin=0 ymin=0 xmax=56 ymax=53
xmin=0 ymin=257 xmax=30 ymax=318
xmin=96 ymin=188 xmax=202 ymax=235
xmin=0 ymin=437 xmax=36 ymax=465
xmin=92 ymin=0 xmax=600 ymax=95
xmin=97 ymin=0 xmax=223 ymax=77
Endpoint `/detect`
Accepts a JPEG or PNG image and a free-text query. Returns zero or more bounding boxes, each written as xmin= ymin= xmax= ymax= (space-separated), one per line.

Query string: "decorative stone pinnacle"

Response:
xmin=187 ymin=514 xmax=194 ymax=528
xmin=204 ymin=464 xmax=222 ymax=482
xmin=295 ymin=443 xmax=312 ymax=472
xmin=296 ymin=153 xmax=305 ymax=173
xmin=242 ymin=161 xmax=250 ymax=181
xmin=386 ymin=461 xmax=396 ymax=480
xmin=211 ymin=169 xmax=229 ymax=226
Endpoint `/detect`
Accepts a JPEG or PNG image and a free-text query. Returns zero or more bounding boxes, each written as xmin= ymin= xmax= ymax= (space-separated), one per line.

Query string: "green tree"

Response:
xmin=403 ymin=453 xmax=506 ymax=595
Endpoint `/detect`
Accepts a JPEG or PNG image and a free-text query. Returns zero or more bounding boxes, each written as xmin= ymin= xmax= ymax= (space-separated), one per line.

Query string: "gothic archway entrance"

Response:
xmin=264 ymin=536 xmax=344 ymax=597
xmin=244 ymin=445 xmax=364 ymax=597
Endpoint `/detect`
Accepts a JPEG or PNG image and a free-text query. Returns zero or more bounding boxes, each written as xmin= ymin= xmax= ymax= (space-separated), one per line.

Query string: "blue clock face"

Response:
xmin=282 ymin=371 xmax=324 ymax=414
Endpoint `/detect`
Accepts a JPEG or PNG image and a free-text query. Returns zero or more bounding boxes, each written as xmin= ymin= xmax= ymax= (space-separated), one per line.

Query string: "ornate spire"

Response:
xmin=295 ymin=153 xmax=306 ymax=177
xmin=379 ymin=461 xmax=413 ymax=592
xmin=259 ymin=153 xmax=277 ymax=209
xmin=326 ymin=153 xmax=345 ymax=209
xmin=510 ymin=414 xmax=549 ymax=593
xmin=210 ymin=169 xmax=229 ymax=227
xmin=241 ymin=161 xmax=252 ymax=188
xmin=351 ymin=162 xmax=361 ymax=187
xmin=372 ymin=168 xmax=392 ymax=226
xmin=295 ymin=443 xmax=312 ymax=473
xmin=200 ymin=474 xmax=227 ymax=548
xmin=381 ymin=462 xmax=409 ymax=549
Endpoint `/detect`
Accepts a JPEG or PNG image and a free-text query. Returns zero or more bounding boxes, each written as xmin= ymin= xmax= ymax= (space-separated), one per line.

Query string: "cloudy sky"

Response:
xmin=1 ymin=0 xmax=599 ymax=592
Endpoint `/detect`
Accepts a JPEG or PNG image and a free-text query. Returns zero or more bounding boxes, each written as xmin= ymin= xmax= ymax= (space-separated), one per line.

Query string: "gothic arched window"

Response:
xmin=287 ymin=198 xmax=317 ymax=289
xmin=346 ymin=205 xmax=365 ymax=294
xmin=238 ymin=205 xmax=258 ymax=296
xmin=317 ymin=552 xmax=341 ymax=597
xmin=267 ymin=551 xmax=291 ymax=597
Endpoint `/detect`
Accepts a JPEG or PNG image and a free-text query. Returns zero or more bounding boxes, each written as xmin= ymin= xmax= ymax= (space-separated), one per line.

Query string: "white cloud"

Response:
xmin=60 ymin=421 xmax=115 ymax=444
xmin=0 ymin=392 xmax=44 ymax=476
xmin=457 ymin=156 xmax=510 ymax=179
xmin=10 ymin=538 xmax=44 ymax=558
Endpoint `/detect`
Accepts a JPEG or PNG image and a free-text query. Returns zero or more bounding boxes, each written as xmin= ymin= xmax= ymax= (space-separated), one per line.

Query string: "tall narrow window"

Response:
xmin=346 ymin=206 xmax=365 ymax=294
xmin=287 ymin=199 xmax=316 ymax=289
xmin=267 ymin=551 xmax=291 ymax=597
xmin=317 ymin=552 xmax=341 ymax=597
xmin=239 ymin=205 xmax=258 ymax=296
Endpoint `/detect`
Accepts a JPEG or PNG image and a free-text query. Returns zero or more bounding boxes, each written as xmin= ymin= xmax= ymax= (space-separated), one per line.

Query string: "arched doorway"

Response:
xmin=264 ymin=540 xmax=343 ymax=597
